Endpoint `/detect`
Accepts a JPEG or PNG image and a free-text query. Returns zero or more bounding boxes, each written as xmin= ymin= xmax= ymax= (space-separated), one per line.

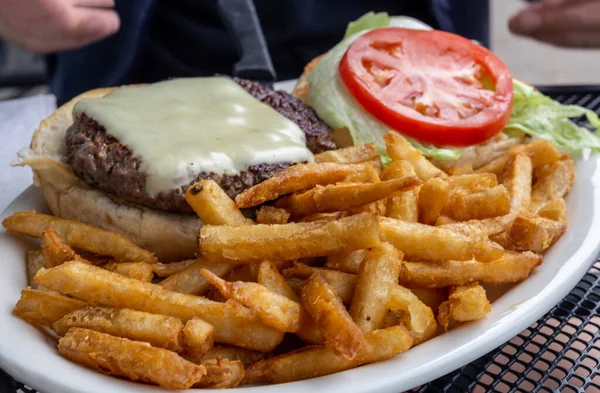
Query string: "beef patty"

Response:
xmin=65 ymin=79 xmax=336 ymax=213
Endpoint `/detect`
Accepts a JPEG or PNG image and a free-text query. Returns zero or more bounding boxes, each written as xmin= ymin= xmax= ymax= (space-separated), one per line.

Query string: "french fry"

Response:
xmin=235 ymin=163 xmax=360 ymax=208
xmin=380 ymin=217 xmax=504 ymax=262
xmin=13 ymin=288 xmax=85 ymax=326
xmin=183 ymin=317 xmax=215 ymax=362
xmin=41 ymin=227 xmax=90 ymax=267
xmin=442 ymin=186 xmax=511 ymax=221
xmin=434 ymin=215 xmax=456 ymax=226
xmin=53 ymin=306 xmax=184 ymax=351
xmin=399 ymin=251 xmax=542 ymax=288
xmin=325 ymin=249 xmax=367 ymax=274
xmin=202 ymin=269 xmax=302 ymax=333
xmin=538 ymin=196 xmax=567 ymax=224
xmin=58 ymin=328 xmax=206 ymax=389
xmin=437 ymin=282 xmax=491 ymax=330
xmin=257 ymin=261 xmax=323 ymax=344
xmin=381 ymin=160 xmax=420 ymax=221
xmin=503 ymin=152 xmax=533 ymax=214
xmin=349 ymin=243 xmax=402 ymax=332
xmin=256 ymin=206 xmax=290 ymax=225
xmin=387 ymin=285 xmax=437 ymax=345
xmin=276 ymin=178 xmax=420 ymax=215
xmin=159 ymin=258 xmax=234 ymax=295
xmin=244 ymin=325 xmax=412 ymax=384
xmin=202 ymin=346 xmax=266 ymax=368
xmin=507 ymin=215 xmax=566 ymax=252
xmin=475 ymin=140 xmax=561 ymax=176
xmin=314 ymin=143 xmax=379 ymax=164
xmin=343 ymin=162 xmax=381 ymax=182
xmin=282 ymin=263 xmax=357 ymax=304
xmin=34 ymin=262 xmax=283 ymax=351
xmin=530 ymin=158 xmax=576 ymax=214
xmin=196 ymin=359 xmax=245 ymax=389
xmin=384 ymin=131 xmax=447 ymax=180
xmin=301 ymin=273 xmax=365 ymax=359
xmin=199 ymin=213 xmax=380 ymax=263
xmin=103 ymin=262 xmax=154 ymax=282
xmin=418 ymin=178 xmax=450 ymax=225
xmin=185 ymin=180 xmax=251 ymax=226
xmin=409 ymin=288 xmax=447 ymax=312
xmin=298 ymin=211 xmax=347 ymax=223
xmin=152 ymin=259 xmax=196 ymax=278
xmin=3 ymin=211 xmax=156 ymax=262
xmin=447 ymin=165 xmax=474 ymax=175
xmin=26 ymin=250 xmax=47 ymax=289
xmin=345 ymin=199 xmax=386 ymax=216
xmin=447 ymin=173 xmax=498 ymax=191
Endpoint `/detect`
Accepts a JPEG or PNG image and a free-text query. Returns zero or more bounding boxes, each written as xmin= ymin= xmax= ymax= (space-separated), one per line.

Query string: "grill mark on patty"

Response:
xmin=65 ymin=79 xmax=336 ymax=213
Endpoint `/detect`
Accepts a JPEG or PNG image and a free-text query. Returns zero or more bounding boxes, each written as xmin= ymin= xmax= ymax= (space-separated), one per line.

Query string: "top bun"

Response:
xmin=16 ymin=87 xmax=201 ymax=262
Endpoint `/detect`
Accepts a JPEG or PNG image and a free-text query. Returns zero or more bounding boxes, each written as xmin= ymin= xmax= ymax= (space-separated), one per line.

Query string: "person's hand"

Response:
xmin=509 ymin=0 xmax=600 ymax=48
xmin=0 ymin=0 xmax=120 ymax=53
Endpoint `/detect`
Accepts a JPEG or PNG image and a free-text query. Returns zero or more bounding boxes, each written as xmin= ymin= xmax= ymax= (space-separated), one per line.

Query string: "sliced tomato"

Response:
xmin=339 ymin=28 xmax=513 ymax=147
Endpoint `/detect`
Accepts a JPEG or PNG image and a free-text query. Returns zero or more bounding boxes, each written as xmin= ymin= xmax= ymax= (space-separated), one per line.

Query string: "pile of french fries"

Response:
xmin=3 ymin=130 xmax=574 ymax=389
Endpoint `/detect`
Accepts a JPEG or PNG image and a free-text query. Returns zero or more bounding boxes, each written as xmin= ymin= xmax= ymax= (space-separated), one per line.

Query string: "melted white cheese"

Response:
xmin=73 ymin=77 xmax=313 ymax=196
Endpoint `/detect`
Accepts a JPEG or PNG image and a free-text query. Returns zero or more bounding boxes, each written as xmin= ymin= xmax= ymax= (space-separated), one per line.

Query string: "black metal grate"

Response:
xmin=2 ymin=87 xmax=600 ymax=393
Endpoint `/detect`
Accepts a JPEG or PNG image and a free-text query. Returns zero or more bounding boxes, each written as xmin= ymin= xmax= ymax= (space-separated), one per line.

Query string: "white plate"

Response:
xmin=1 ymin=155 xmax=600 ymax=393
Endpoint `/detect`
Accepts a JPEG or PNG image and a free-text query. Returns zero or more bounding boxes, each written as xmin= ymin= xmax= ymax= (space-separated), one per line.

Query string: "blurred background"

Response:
xmin=0 ymin=0 xmax=599 ymax=101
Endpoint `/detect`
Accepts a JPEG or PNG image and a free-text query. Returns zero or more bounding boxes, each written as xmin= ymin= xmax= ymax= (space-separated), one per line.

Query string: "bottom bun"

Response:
xmin=16 ymin=87 xmax=201 ymax=262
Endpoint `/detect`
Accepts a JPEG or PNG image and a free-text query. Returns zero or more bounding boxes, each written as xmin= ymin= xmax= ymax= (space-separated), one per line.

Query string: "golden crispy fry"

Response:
xmin=202 ymin=346 xmax=266 ymax=368
xmin=103 ymin=262 xmax=154 ymax=282
xmin=58 ymin=328 xmax=206 ymax=389
xmin=325 ymin=249 xmax=367 ymax=274
xmin=26 ymin=250 xmax=47 ymax=289
xmin=345 ymin=199 xmax=386 ymax=216
xmin=257 ymin=261 xmax=323 ymax=344
xmin=503 ymin=152 xmax=533 ymax=214
xmin=538 ymin=196 xmax=567 ymax=224
xmin=244 ymin=325 xmax=412 ymax=384
xmin=298 ymin=211 xmax=347 ymax=223
xmin=437 ymin=282 xmax=491 ymax=330
xmin=447 ymin=165 xmax=474 ymax=176
xmin=41 ymin=227 xmax=90 ymax=267
xmin=349 ymin=243 xmax=402 ymax=332
xmin=200 ymin=213 xmax=379 ymax=263
xmin=314 ymin=143 xmax=379 ymax=164
xmin=202 ymin=269 xmax=302 ymax=333
xmin=343 ymin=162 xmax=381 ymax=182
xmin=159 ymin=258 xmax=234 ymax=295
xmin=53 ymin=306 xmax=184 ymax=351
xmin=442 ymin=186 xmax=510 ymax=221
xmin=276 ymin=178 xmax=420 ymax=215
xmin=35 ymin=262 xmax=283 ymax=351
xmin=379 ymin=217 xmax=504 ymax=262
xmin=256 ymin=206 xmax=290 ymax=225
xmin=301 ymin=273 xmax=365 ymax=359
xmin=507 ymin=215 xmax=566 ymax=252
xmin=409 ymin=288 xmax=447 ymax=312
xmin=475 ymin=140 xmax=561 ymax=176
xmin=225 ymin=264 xmax=258 ymax=282
xmin=183 ymin=317 xmax=215 ymax=362
xmin=3 ymin=211 xmax=156 ymax=262
xmin=418 ymin=178 xmax=450 ymax=225
xmin=530 ymin=158 xmax=576 ymax=214
xmin=381 ymin=160 xmax=420 ymax=221
xmin=196 ymin=359 xmax=245 ymax=388
xmin=384 ymin=131 xmax=447 ymax=180
xmin=387 ymin=285 xmax=437 ymax=345
xmin=434 ymin=215 xmax=456 ymax=226
xmin=13 ymin=288 xmax=85 ymax=326
xmin=235 ymin=163 xmax=360 ymax=208
xmin=441 ymin=216 xmax=508 ymax=237
xmin=446 ymin=173 xmax=498 ymax=191
xmin=282 ymin=263 xmax=357 ymax=304
xmin=399 ymin=251 xmax=542 ymax=288
xmin=186 ymin=180 xmax=251 ymax=226
xmin=151 ymin=259 xmax=196 ymax=278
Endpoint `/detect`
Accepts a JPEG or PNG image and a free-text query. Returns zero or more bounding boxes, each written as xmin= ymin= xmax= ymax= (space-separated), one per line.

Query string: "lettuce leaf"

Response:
xmin=307 ymin=15 xmax=460 ymax=161
xmin=344 ymin=12 xmax=389 ymax=38
xmin=506 ymin=79 xmax=600 ymax=156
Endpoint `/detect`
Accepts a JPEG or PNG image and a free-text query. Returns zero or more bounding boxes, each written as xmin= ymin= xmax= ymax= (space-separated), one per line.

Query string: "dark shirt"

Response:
xmin=50 ymin=0 xmax=489 ymax=104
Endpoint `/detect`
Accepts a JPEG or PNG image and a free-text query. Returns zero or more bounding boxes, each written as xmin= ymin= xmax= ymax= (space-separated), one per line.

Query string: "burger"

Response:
xmin=16 ymin=77 xmax=336 ymax=261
